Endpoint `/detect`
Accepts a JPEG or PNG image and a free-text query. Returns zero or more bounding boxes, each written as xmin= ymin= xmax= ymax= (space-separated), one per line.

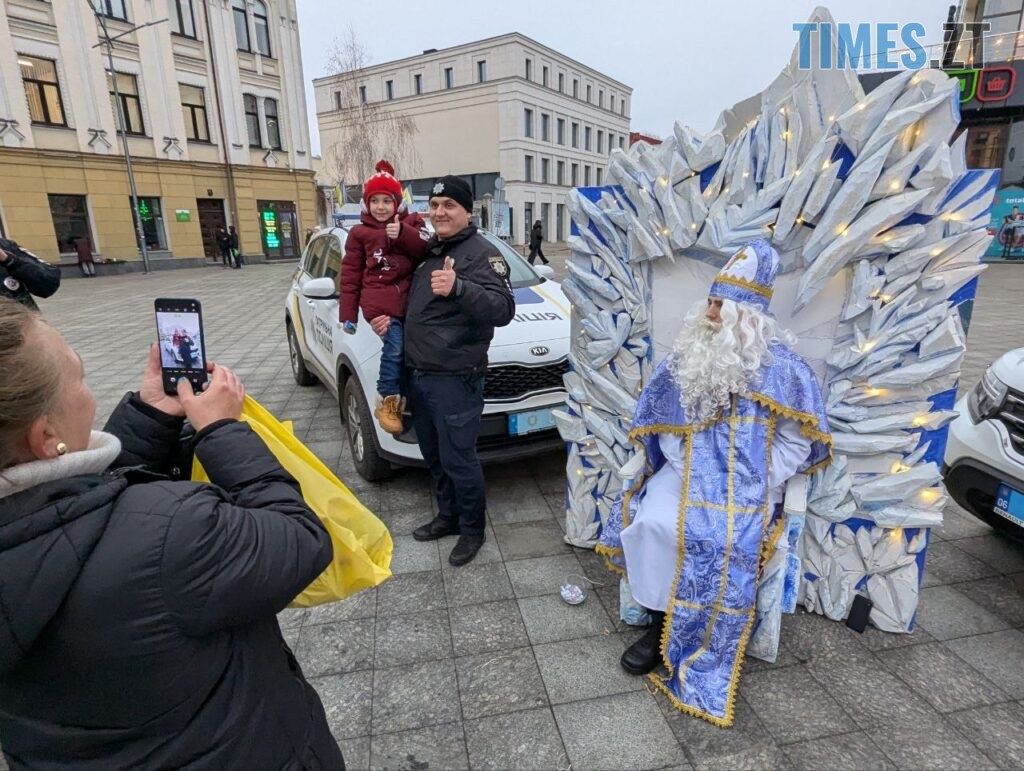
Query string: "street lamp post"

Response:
xmin=88 ymin=2 xmax=168 ymax=274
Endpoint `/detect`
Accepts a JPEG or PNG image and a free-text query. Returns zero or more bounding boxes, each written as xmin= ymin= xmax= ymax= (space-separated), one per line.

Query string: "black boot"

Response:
xmin=620 ymin=610 xmax=665 ymax=675
xmin=412 ymin=516 xmax=459 ymax=542
xmin=448 ymin=534 xmax=485 ymax=567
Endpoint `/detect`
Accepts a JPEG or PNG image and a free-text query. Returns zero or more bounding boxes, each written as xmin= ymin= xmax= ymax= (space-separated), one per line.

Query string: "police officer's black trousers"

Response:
xmin=408 ymin=371 xmax=487 ymax=536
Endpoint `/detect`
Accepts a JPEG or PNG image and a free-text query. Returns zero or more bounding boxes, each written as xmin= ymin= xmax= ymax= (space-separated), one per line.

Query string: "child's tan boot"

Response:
xmin=375 ymin=394 xmax=404 ymax=436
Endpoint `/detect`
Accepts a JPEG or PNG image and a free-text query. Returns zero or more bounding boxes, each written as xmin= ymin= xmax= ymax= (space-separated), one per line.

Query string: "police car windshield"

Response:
xmin=479 ymin=231 xmax=542 ymax=289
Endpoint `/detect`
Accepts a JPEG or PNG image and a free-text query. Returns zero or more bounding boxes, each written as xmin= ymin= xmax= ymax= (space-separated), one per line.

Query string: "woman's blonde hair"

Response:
xmin=0 ymin=299 xmax=63 ymax=469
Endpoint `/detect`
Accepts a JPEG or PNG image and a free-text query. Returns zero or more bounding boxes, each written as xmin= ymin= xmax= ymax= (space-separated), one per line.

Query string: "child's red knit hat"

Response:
xmin=363 ymin=160 xmax=402 ymax=207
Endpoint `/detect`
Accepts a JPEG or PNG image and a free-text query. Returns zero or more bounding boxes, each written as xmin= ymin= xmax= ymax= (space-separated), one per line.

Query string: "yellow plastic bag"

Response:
xmin=191 ymin=396 xmax=392 ymax=607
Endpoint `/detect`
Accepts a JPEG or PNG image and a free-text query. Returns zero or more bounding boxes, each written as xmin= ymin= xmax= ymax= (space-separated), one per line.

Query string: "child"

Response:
xmin=340 ymin=160 xmax=429 ymax=436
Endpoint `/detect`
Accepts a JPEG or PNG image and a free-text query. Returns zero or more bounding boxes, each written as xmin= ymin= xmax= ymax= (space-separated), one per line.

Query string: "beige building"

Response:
xmin=0 ymin=0 xmax=317 ymax=268
xmin=314 ymin=33 xmax=632 ymax=246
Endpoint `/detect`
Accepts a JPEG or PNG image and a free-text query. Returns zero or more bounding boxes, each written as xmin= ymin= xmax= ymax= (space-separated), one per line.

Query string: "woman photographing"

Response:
xmin=0 ymin=299 xmax=343 ymax=769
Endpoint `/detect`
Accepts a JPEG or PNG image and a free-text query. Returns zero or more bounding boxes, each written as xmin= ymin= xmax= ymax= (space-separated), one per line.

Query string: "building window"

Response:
xmin=571 ymin=163 xmax=579 ymax=186
xmin=131 ymin=196 xmax=167 ymax=250
xmin=584 ymin=126 xmax=592 ymax=151
xmin=170 ymin=0 xmax=196 ymax=37
xmin=524 ymin=202 xmax=533 ymax=240
xmin=965 ymin=124 xmax=1008 ymax=170
xmin=524 ymin=108 xmax=533 ymax=138
xmin=108 ymin=71 xmax=145 ymax=135
xmin=264 ymin=97 xmax=282 ymax=150
xmin=99 ymin=0 xmax=127 ymax=21
xmin=525 ymin=58 xmax=532 ymax=80
xmin=244 ymin=93 xmax=261 ymax=146
xmin=524 ymin=155 xmax=533 ymax=182
xmin=414 ymin=73 xmax=422 ymax=94
xmin=557 ymin=118 xmax=565 ymax=145
xmin=19 ymin=56 xmax=66 ymax=127
xmin=571 ymin=122 xmax=579 ymax=148
xmin=572 ymin=78 xmax=579 ymax=98
xmin=444 ymin=67 xmax=454 ymax=89
xmin=596 ymin=168 xmax=603 ymax=185
xmin=232 ymin=0 xmax=250 ymax=51
xmin=541 ymin=113 xmax=550 ymax=142
xmin=334 ymin=91 xmax=341 ymax=110
xmin=609 ymin=133 xmax=615 ymax=154
xmin=541 ymin=158 xmax=549 ymax=183
xmin=610 ymin=95 xmax=615 ymax=112
xmin=48 ymin=194 xmax=91 ymax=254
xmin=556 ymin=160 xmax=565 ymax=186
xmin=620 ymin=100 xmax=625 ymax=116
xmin=584 ymin=166 xmax=592 ymax=185
xmin=180 ymin=84 xmax=210 ymax=141
xmin=252 ymin=0 xmax=271 ymax=56
xmin=385 ymin=80 xmax=394 ymax=100
xmin=558 ymin=72 xmax=564 ymax=92
xmin=542 ymin=65 xmax=549 ymax=87
xmin=598 ymin=89 xmax=604 ymax=108
xmin=597 ymin=130 xmax=604 ymax=154
xmin=586 ymin=84 xmax=592 ymax=103
xmin=359 ymin=85 xmax=367 ymax=103
xmin=477 ymin=60 xmax=487 ymax=83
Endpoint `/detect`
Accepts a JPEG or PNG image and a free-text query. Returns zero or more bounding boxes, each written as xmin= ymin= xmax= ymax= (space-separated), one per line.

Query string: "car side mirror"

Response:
xmin=303 ymin=277 xmax=338 ymax=300
xmin=534 ymin=264 xmax=554 ymax=279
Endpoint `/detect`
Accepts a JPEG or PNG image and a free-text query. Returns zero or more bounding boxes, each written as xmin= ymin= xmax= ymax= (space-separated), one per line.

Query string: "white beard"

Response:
xmin=668 ymin=300 xmax=792 ymax=423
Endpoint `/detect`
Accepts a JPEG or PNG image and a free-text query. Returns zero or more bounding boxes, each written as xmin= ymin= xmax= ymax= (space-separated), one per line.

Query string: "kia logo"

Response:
xmin=530 ymin=346 xmax=549 ymax=357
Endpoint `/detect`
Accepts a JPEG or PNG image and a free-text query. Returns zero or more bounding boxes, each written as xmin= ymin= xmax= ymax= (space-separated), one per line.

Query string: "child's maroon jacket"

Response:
xmin=339 ymin=210 xmax=429 ymax=324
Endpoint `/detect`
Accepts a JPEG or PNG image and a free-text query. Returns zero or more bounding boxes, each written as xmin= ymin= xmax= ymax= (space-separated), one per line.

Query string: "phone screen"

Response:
xmin=154 ymin=298 xmax=208 ymax=395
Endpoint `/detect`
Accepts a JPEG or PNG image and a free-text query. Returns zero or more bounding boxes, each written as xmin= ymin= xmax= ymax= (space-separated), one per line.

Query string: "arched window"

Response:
xmin=253 ymin=0 xmax=271 ymax=57
xmin=232 ymin=0 xmax=250 ymax=52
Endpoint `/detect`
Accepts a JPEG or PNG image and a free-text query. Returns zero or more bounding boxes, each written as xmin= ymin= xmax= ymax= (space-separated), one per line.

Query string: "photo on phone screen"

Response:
xmin=154 ymin=298 xmax=208 ymax=395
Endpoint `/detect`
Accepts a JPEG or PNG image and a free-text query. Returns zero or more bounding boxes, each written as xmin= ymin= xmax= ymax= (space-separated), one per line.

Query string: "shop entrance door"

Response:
xmin=196 ymin=199 xmax=226 ymax=261
xmin=257 ymin=199 xmax=299 ymax=261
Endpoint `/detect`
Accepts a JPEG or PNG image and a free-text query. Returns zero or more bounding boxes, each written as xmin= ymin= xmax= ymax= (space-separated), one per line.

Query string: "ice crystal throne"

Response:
xmin=555 ymin=7 xmax=997 ymax=655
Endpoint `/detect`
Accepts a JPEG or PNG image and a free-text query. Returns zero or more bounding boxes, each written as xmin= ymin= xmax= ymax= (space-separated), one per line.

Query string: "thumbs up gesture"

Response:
xmin=385 ymin=214 xmax=400 ymax=240
xmin=431 ymin=255 xmax=457 ymax=297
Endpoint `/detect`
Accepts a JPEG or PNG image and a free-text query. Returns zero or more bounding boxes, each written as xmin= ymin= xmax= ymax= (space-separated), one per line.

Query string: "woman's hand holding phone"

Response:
xmin=141 ymin=343 xmax=187 ymax=417
xmin=176 ymin=361 xmax=245 ymax=431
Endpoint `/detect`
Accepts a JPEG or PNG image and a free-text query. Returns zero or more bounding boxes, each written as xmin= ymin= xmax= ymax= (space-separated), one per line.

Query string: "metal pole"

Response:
xmin=91 ymin=4 xmax=151 ymax=273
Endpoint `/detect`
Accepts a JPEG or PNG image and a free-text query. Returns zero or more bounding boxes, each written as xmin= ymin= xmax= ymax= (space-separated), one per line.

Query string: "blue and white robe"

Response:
xmin=597 ymin=343 xmax=831 ymax=727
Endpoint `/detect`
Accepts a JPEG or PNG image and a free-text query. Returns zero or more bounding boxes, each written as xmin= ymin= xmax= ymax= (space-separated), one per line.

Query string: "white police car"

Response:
xmin=285 ymin=226 xmax=570 ymax=481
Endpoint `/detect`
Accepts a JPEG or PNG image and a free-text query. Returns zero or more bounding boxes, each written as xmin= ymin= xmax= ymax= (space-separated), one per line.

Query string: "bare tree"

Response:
xmin=324 ymin=27 xmax=419 ymax=195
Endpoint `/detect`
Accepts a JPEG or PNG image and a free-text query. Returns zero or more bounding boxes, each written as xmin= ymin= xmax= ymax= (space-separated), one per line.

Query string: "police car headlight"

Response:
xmin=967 ymin=367 xmax=1008 ymax=424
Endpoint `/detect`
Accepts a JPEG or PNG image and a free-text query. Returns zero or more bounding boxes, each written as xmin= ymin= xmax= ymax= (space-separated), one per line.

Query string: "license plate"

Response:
xmin=994 ymin=484 xmax=1024 ymax=528
xmin=509 ymin=407 xmax=556 ymax=436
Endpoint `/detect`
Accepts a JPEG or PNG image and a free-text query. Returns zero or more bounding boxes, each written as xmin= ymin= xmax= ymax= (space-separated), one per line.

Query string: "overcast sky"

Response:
xmin=295 ymin=0 xmax=951 ymax=156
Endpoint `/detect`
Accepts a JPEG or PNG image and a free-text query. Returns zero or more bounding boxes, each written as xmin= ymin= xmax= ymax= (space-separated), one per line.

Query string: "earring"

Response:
xmin=56 ymin=442 xmax=68 ymax=456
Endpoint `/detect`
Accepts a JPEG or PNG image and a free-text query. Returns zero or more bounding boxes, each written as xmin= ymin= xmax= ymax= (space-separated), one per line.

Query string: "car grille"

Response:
xmin=484 ymin=359 xmax=569 ymax=402
xmin=997 ymin=389 xmax=1024 ymax=456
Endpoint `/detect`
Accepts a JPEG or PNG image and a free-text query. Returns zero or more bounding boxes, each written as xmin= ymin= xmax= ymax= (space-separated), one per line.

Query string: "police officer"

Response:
xmin=372 ymin=175 xmax=514 ymax=566
xmin=0 ymin=238 xmax=61 ymax=311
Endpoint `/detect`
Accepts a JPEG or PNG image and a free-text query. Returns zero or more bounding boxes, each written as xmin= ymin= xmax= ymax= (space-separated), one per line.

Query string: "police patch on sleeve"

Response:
xmin=488 ymin=254 xmax=508 ymax=277
xmin=3 ymin=276 xmax=20 ymax=292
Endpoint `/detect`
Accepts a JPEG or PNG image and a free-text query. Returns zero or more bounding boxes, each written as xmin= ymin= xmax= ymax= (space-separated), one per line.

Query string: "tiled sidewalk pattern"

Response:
xmin=32 ymin=260 xmax=1024 ymax=770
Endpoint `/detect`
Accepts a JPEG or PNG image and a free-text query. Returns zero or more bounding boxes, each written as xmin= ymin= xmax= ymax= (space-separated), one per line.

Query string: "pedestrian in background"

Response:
xmin=229 ymin=225 xmax=242 ymax=269
xmin=74 ymin=236 xmax=96 ymax=278
xmin=0 ymin=299 xmax=342 ymax=769
xmin=528 ymin=219 xmax=548 ymax=265
xmin=0 ymin=238 xmax=61 ymax=311
xmin=379 ymin=175 xmax=514 ymax=567
xmin=216 ymin=226 xmax=232 ymax=268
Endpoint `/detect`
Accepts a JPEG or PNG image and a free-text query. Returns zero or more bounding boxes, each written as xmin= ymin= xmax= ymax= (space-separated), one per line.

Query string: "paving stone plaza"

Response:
xmin=37 ymin=259 xmax=1024 ymax=771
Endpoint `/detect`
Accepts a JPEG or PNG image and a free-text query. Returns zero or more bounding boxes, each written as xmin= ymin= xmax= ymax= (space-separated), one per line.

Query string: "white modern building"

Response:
xmin=314 ymin=33 xmax=632 ymax=246
xmin=0 ymin=0 xmax=317 ymax=266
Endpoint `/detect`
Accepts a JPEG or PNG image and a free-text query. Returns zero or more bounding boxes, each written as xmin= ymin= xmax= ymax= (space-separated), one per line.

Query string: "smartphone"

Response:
xmin=154 ymin=298 xmax=208 ymax=396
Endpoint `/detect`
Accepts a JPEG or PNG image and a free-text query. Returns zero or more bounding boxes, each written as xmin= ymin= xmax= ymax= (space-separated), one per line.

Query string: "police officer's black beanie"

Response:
xmin=430 ymin=175 xmax=474 ymax=214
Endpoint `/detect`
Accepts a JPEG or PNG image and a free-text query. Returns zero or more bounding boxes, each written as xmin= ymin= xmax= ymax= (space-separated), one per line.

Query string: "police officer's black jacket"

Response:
xmin=404 ymin=225 xmax=515 ymax=373
xmin=0 ymin=238 xmax=61 ymax=311
xmin=0 ymin=395 xmax=342 ymax=770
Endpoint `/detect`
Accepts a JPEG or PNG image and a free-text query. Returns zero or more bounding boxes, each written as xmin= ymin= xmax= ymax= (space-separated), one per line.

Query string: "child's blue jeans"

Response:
xmin=378 ymin=318 xmax=404 ymax=397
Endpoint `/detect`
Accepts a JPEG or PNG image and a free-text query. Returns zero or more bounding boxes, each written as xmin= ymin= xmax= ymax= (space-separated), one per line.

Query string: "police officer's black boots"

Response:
xmin=620 ymin=610 xmax=665 ymax=675
xmin=412 ymin=516 xmax=459 ymax=542
xmin=448 ymin=534 xmax=485 ymax=567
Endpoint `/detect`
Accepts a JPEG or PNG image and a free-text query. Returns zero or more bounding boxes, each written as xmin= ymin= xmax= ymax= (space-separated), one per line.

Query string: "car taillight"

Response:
xmin=967 ymin=367 xmax=1009 ymax=423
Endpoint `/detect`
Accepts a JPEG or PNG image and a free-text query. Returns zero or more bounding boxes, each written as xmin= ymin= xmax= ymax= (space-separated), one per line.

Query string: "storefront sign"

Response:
xmin=949 ymin=66 xmax=1017 ymax=104
xmin=262 ymin=210 xmax=280 ymax=249
xmin=175 ymin=209 xmax=191 ymax=222
xmin=984 ymin=185 xmax=1024 ymax=261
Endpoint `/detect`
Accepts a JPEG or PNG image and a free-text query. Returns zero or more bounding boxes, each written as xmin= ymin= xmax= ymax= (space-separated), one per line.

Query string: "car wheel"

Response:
xmin=288 ymin=322 xmax=317 ymax=386
xmin=342 ymin=376 xmax=392 ymax=482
